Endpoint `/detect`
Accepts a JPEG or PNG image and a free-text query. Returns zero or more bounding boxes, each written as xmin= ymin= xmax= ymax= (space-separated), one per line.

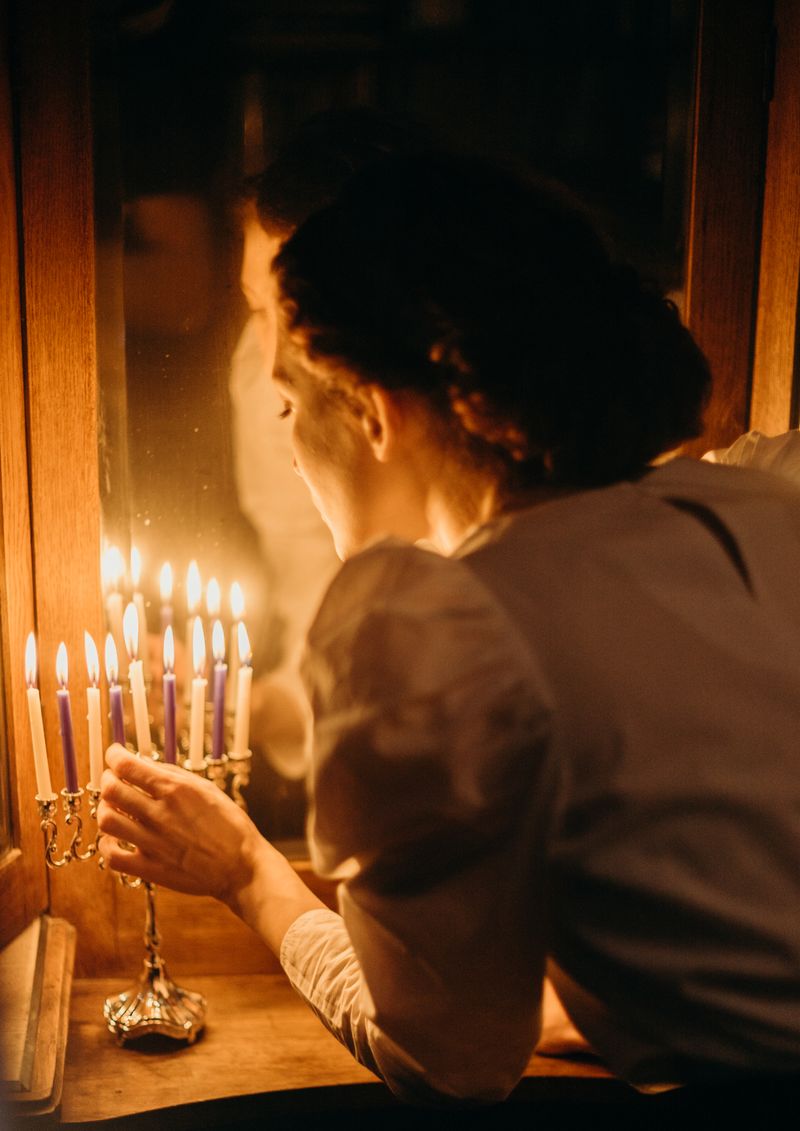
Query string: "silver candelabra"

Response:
xmin=35 ymin=745 xmax=252 ymax=1046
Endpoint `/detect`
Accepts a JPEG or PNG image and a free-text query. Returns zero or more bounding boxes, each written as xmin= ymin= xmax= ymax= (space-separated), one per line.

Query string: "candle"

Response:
xmin=131 ymin=546 xmax=151 ymax=684
xmin=124 ymin=601 xmax=152 ymax=757
xmin=105 ymin=633 xmax=126 ymax=746
xmin=25 ymin=632 xmax=55 ymax=799
xmin=55 ymin=643 xmax=79 ymax=794
xmin=210 ymin=620 xmax=227 ymax=760
xmin=231 ymin=622 xmax=252 ymax=758
xmin=226 ymin=581 xmax=244 ymax=713
xmin=188 ymin=616 xmax=207 ymax=769
xmin=159 ymin=561 xmax=174 ymax=634
xmin=84 ymin=632 xmax=104 ymax=789
xmin=102 ymin=545 xmax=127 ymax=665
xmin=163 ymin=625 xmax=177 ymax=764
xmin=184 ymin=560 xmax=201 ymax=708
xmin=206 ymin=576 xmax=221 ymax=618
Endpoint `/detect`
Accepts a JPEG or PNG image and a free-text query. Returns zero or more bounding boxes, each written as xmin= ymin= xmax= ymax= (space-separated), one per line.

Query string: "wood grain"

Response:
xmin=683 ymin=0 xmax=771 ymax=455
xmin=60 ymin=974 xmax=613 ymax=1124
xmin=0 ymin=0 xmax=48 ymax=949
xmin=14 ymin=0 xmax=114 ymax=970
xmin=750 ymin=0 xmax=800 ymax=435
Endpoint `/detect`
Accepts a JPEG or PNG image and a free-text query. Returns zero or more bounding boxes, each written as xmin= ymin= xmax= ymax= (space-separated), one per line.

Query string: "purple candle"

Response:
xmin=55 ymin=643 xmax=79 ymax=793
xmin=105 ymin=633 xmax=126 ymax=746
xmin=210 ymin=620 xmax=227 ymax=760
xmin=163 ymin=625 xmax=177 ymax=763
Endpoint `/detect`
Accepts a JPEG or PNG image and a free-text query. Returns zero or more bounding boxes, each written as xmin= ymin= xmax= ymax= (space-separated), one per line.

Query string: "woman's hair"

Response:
xmin=274 ymin=153 xmax=712 ymax=488
xmin=234 ymin=108 xmax=434 ymax=239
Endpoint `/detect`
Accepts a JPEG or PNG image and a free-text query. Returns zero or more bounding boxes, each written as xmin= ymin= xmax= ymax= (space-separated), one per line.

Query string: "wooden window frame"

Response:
xmin=0 ymin=0 xmax=47 ymax=949
xmin=2 ymin=0 xmax=793 ymax=973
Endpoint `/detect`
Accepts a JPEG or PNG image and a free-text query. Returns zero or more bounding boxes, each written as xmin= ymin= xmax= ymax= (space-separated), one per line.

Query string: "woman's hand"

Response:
xmin=97 ymin=743 xmax=327 ymax=953
xmin=97 ymin=744 xmax=261 ymax=904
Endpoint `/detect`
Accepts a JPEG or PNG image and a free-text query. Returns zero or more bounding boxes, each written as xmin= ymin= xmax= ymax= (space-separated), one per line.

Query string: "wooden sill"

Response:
xmin=56 ymin=973 xmax=615 ymax=1126
xmin=0 ymin=916 xmax=75 ymax=1118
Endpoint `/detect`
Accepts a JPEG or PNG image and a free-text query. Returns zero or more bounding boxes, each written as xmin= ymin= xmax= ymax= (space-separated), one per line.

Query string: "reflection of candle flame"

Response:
xmin=102 ymin=545 xmax=125 ymax=592
xmin=56 ymin=642 xmax=69 ymax=688
xmin=123 ymin=602 xmax=139 ymax=660
xmin=130 ymin=545 xmax=142 ymax=589
xmin=187 ymin=560 xmax=201 ymax=614
xmin=84 ymin=631 xmax=100 ymax=686
xmin=230 ymin=581 xmax=245 ymax=621
xmin=160 ymin=561 xmax=173 ymax=602
xmin=206 ymin=577 xmax=221 ymax=618
xmin=105 ymin=633 xmax=119 ymax=684
xmin=237 ymin=622 xmax=252 ymax=665
xmin=25 ymin=631 xmax=37 ymax=687
xmin=212 ymin=619 xmax=225 ymax=663
xmin=192 ymin=616 xmax=206 ymax=677
xmin=163 ymin=624 xmax=175 ymax=673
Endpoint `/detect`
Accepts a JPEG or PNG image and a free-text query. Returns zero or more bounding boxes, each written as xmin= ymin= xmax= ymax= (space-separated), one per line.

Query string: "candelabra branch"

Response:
xmin=205 ymin=753 xmax=228 ymax=791
xmin=38 ymin=789 xmax=98 ymax=868
xmin=227 ymin=750 xmax=252 ymax=809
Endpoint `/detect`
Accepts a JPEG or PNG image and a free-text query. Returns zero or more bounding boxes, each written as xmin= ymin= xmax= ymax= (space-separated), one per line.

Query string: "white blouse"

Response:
xmin=281 ymin=458 xmax=800 ymax=1103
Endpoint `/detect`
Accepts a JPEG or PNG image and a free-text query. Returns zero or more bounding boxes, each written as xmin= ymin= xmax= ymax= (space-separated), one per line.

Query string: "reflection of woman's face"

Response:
xmin=240 ymin=219 xmax=283 ymax=374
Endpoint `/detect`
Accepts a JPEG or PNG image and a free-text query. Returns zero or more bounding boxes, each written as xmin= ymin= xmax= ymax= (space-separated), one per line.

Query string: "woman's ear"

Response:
xmin=358 ymin=385 xmax=400 ymax=463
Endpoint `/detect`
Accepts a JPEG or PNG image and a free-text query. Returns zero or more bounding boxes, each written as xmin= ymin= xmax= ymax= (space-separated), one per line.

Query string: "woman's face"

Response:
xmin=272 ymin=347 xmax=386 ymax=559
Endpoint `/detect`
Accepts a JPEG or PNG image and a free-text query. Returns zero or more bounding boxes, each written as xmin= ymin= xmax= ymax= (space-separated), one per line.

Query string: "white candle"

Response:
xmin=84 ymin=632 xmax=104 ymax=788
xmin=102 ymin=545 xmax=127 ymax=665
xmin=124 ymin=601 xmax=152 ymax=757
xmin=188 ymin=616 xmax=207 ymax=769
xmin=226 ymin=581 xmax=244 ymax=713
xmin=184 ymin=560 xmax=201 ymax=709
xmin=25 ymin=632 xmax=55 ymax=799
xmin=231 ymin=622 xmax=252 ymax=758
xmin=131 ymin=546 xmax=151 ymax=685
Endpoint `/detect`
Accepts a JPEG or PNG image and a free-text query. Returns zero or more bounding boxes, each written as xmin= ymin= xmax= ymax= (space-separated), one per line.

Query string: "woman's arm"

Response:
xmin=97 ymin=743 xmax=325 ymax=954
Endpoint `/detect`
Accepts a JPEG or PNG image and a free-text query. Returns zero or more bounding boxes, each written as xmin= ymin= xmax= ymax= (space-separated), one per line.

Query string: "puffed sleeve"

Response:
xmin=280 ymin=540 xmax=558 ymax=1104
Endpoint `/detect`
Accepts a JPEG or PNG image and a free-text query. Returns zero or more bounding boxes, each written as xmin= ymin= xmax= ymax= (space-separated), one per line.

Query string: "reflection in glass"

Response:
xmin=91 ymin=0 xmax=698 ymax=849
xmin=0 ymin=609 xmax=12 ymax=855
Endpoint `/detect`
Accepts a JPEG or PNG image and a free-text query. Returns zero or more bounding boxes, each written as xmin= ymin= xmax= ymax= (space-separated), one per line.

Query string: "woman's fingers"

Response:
xmin=97 ymin=834 xmax=156 ymax=883
xmin=104 ymin=743 xmax=184 ymax=797
xmin=96 ymin=799 xmax=160 ymax=854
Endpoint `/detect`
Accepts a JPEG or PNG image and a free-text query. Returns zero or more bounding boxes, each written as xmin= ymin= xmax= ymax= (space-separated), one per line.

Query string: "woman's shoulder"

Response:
xmin=304 ymin=536 xmax=549 ymax=713
xmin=308 ymin=538 xmax=480 ymax=645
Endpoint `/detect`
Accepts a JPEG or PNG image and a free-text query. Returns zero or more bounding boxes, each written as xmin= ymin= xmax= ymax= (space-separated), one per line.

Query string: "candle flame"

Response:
xmin=25 ymin=631 xmax=37 ymax=687
xmin=192 ymin=616 xmax=206 ymax=677
xmin=130 ymin=545 xmax=142 ymax=589
xmin=159 ymin=561 xmax=173 ymax=602
xmin=230 ymin=581 xmax=245 ymax=621
xmin=163 ymin=624 xmax=175 ymax=673
xmin=56 ymin=642 xmax=69 ymax=688
xmin=102 ymin=545 xmax=125 ymax=592
xmin=84 ymin=631 xmax=100 ymax=686
xmin=105 ymin=633 xmax=119 ymax=684
xmin=212 ymin=619 xmax=225 ymax=662
xmin=237 ymin=621 xmax=252 ymax=665
xmin=187 ymin=560 xmax=201 ymax=614
xmin=206 ymin=576 xmax=221 ymax=617
xmin=123 ymin=601 xmax=139 ymax=660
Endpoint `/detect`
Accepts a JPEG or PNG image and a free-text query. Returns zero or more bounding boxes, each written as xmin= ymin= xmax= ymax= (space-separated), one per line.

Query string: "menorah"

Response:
xmin=25 ymin=552 xmax=256 ymax=1044
xmin=34 ymin=744 xmax=252 ymax=1045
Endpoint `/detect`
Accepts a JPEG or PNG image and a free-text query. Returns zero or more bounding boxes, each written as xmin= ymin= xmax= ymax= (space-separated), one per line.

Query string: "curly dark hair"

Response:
xmin=274 ymin=153 xmax=712 ymax=488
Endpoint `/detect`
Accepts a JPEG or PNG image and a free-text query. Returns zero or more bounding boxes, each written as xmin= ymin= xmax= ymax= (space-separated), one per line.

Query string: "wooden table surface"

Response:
xmin=59 ymin=973 xmax=617 ymax=1126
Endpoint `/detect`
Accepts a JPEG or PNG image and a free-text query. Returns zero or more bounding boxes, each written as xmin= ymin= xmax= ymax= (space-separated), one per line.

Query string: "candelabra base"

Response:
xmin=103 ymin=957 xmax=207 ymax=1046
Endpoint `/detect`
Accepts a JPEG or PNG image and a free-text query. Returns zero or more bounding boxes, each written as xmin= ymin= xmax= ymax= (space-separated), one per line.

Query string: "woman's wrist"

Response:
xmin=224 ymin=832 xmax=327 ymax=956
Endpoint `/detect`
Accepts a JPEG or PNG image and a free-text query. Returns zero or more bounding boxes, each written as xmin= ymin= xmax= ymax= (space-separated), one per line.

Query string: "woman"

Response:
xmin=99 ymin=154 xmax=800 ymax=1104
